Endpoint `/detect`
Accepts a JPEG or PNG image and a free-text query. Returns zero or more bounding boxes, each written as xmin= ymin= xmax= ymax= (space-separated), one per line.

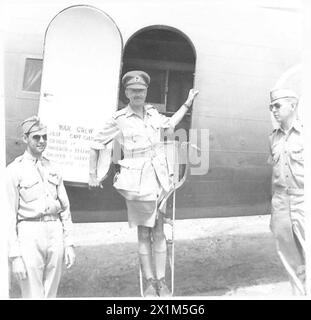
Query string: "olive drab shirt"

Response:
xmin=268 ymin=120 xmax=304 ymax=192
xmin=91 ymin=104 xmax=174 ymax=199
xmin=6 ymin=151 xmax=74 ymax=258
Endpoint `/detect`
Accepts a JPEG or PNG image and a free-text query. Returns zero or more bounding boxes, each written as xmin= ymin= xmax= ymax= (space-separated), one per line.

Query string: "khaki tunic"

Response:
xmin=6 ymin=151 xmax=74 ymax=258
xmin=268 ymin=120 xmax=305 ymax=294
xmin=91 ymin=104 xmax=174 ymax=227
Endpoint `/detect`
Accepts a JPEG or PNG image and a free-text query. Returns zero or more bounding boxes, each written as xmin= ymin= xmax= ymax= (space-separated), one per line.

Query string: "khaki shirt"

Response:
xmin=91 ymin=104 xmax=172 ymax=151
xmin=268 ymin=120 xmax=303 ymax=191
xmin=91 ymin=104 xmax=174 ymax=198
xmin=6 ymin=151 xmax=73 ymax=258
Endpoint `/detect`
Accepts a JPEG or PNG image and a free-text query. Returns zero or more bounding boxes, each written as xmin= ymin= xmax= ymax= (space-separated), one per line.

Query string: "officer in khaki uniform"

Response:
xmin=268 ymin=88 xmax=305 ymax=295
xmin=89 ymin=71 xmax=198 ymax=297
xmin=6 ymin=116 xmax=75 ymax=298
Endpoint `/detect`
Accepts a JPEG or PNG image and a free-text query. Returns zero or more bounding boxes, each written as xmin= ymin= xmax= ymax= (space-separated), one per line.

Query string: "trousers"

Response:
xmin=270 ymin=191 xmax=305 ymax=295
xmin=17 ymin=220 xmax=64 ymax=298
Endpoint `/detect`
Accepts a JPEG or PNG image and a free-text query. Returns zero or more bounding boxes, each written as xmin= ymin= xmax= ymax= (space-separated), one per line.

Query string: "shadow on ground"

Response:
xmin=10 ymin=232 xmax=287 ymax=298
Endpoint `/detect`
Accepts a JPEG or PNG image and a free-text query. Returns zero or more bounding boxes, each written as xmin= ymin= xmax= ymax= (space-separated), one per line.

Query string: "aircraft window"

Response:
xmin=22 ymin=58 xmax=42 ymax=92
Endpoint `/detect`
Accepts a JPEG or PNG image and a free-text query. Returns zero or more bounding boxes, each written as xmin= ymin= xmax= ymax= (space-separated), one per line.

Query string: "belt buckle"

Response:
xmin=40 ymin=214 xmax=55 ymax=222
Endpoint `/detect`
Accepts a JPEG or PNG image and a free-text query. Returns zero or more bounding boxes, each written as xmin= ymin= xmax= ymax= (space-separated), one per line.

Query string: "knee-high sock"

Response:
xmin=153 ymin=234 xmax=167 ymax=280
xmin=154 ymin=250 xmax=167 ymax=280
xmin=152 ymin=214 xmax=168 ymax=280
xmin=138 ymin=227 xmax=154 ymax=280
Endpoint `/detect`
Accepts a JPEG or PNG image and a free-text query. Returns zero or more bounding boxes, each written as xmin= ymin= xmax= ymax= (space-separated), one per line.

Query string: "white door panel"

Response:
xmin=39 ymin=5 xmax=122 ymax=184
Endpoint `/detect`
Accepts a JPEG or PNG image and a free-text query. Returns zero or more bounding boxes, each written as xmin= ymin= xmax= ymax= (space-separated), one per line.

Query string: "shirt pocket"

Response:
xmin=113 ymin=159 xmax=145 ymax=192
xmin=47 ymin=174 xmax=60 ymax=199
xmin=122 ymin=128 xmax=146 ymax=150
xmin=271 ymin=145 xmax=281 ymax=163
xmin=290 ymin=145 xmax=304 ymax=178
xmin=290 ymin=146 xmax=304 ymax=163
xmin=122 ymin=128 xmax=136 ymax=146
xmin=271 ymin=144 xmax=281 ymax=178
xmin=20 ymin=179 xmax=40 ymax=203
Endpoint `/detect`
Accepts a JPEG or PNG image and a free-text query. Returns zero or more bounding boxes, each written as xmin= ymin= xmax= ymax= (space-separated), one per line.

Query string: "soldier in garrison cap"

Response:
xmin=89 ymin=70 xmax=199 ymax=297
xmin=268 ymin=88 xmax=305 ymax=295
xmin=6 ymin=116 xmax=75 ymax=298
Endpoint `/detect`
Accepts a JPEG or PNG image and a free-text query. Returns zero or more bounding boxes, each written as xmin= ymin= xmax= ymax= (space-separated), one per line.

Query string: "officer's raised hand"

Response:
xmin=64 ymin=246 xmax=76 ymax=269
xmin=185 ymin=89 xmax=199 ymax=107
xmin=12 ymin=256 xmax=27 ymax=281
xmin=169 ymin=89 xmax=199 ymax=128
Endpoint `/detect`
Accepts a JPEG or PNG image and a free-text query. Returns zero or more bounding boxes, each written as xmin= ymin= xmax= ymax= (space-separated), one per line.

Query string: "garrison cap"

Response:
xmin=20 ymin=115 xmax=47 ymax=134
xmin=122 ymin=70 xmax=150 ymax=89
xmin=270 ymin=88 xmax=299 ymax=106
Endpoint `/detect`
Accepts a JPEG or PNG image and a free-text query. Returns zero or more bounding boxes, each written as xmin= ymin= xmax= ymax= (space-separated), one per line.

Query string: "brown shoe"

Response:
xmin=157 ymin=278 xmax=172 ymax=297
xmin=144 ymin=278 xmax=157 ymax=297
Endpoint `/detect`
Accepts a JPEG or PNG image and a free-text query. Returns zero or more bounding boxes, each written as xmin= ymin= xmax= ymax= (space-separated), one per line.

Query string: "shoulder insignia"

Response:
xmin=113 ymin=107 xmax=127 ymax=120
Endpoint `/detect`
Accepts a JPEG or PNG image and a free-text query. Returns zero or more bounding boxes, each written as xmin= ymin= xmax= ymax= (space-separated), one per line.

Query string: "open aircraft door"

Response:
xmin=38 ymin=5 xmax=123 ymax=185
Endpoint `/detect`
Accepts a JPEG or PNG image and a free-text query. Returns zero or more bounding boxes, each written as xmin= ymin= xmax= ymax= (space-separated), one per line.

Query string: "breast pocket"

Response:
xmin=20 ymin=180 xmax=40 ymax=203
xmin=122 ymin=128 xmax=136 ymax=147
xmin=47 ymin=174 xmax=60 ymax=199
xmin=290 ymin=146 xmax=304 ymax=163
xmin=122 ymin=128 xmax=147 ymax=150
xmin=271 ymin=145 xmax=281 ymax=178
xmin=290 ymin=145 xmax=304 ymax=179
xmin=271 ymin=143 xmax=281 ymax=162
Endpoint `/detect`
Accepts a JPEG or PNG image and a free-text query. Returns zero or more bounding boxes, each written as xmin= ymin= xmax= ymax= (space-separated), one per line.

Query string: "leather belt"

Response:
xmin=123 ymin=149 xmax=157 ymax=159
xmin=19 ymin=214 xmax=59 ymax=222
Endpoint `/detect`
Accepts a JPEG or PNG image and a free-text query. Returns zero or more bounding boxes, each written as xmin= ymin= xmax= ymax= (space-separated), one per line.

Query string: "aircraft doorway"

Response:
xmin=120 ymin=27 xmax=196 ymax=135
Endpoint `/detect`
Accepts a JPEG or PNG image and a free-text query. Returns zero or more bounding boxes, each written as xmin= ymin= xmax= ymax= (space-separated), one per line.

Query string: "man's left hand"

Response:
xmin=64 ymin=246 xmax=76 ymax=269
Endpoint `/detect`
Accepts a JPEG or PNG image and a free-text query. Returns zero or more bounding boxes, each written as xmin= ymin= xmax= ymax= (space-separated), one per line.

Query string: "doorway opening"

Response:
xmin=119 ymin=26 xmax=196 ymax=135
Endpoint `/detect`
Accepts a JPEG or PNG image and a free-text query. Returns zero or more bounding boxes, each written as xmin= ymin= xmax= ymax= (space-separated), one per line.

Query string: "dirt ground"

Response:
xmin=10 ymin=215 xmax=293 ymax=298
